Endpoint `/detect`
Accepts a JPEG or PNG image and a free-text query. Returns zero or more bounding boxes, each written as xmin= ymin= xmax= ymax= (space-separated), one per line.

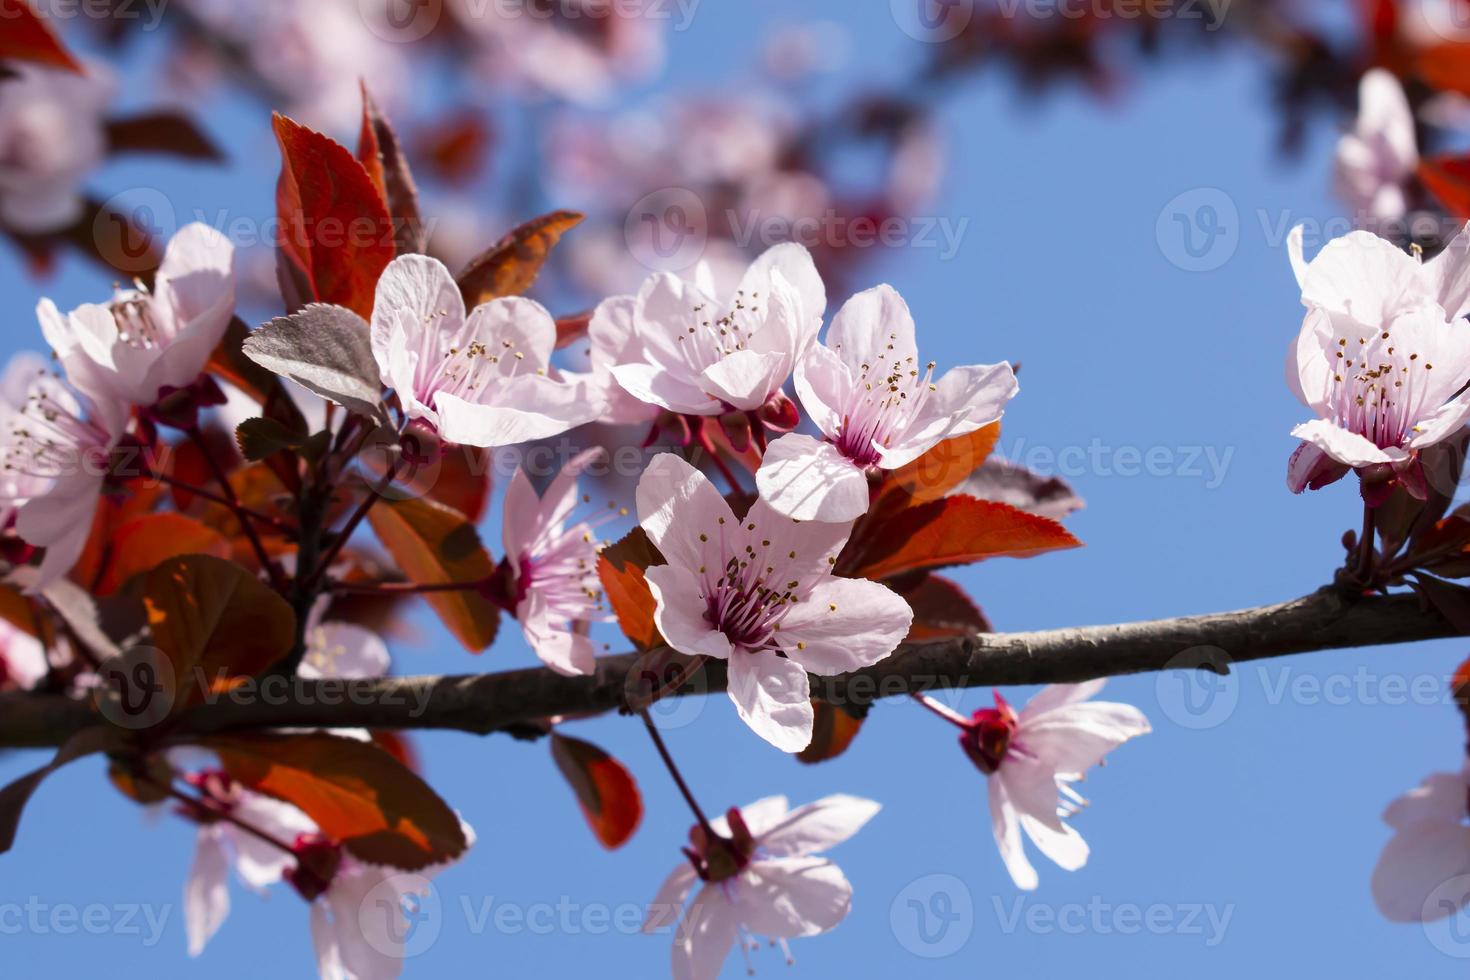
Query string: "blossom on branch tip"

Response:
xmin=960 ymin=681 xmax=1150 ymax=890
xmin=369 ymin=254 xmax=600 ymax=448
xmin=635 ymin=453 xmax=912 ymax=752
xmin=644 ymin=794 xmax=879 ymax=980
xmin=39 ymin=223 xmax=236 ymax=410
xmin=756 ymin=283 xmax=1018 ymax=522
xmin=1284 ymin=225 xmax=1470 ymax=502
xmin=502 ymin=448 xmax=617 ymax=676
xmin=608 ymin=244 xmax=827 ymax=419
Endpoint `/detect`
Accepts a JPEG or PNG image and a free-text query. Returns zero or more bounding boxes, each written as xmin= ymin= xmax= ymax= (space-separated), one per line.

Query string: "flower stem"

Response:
xmin=640 ymin=709 xmax=716 ymax=838
xmin=911 ymin=692 xmax=971 ymax=729
xmin=186 ymin=427 xmax=287 ymax=591
xmin=1354 ymin=504 xmax=1378 ymax=584
xmin=328 ymin=579 xmax=486 ymax=596
xmin=152 ymin=471 xmax=297 ymax=534
xmin=161 ymin=781 xmax=298 ymax=857
xmin=305 ymin=459 xmax=402 ymax=593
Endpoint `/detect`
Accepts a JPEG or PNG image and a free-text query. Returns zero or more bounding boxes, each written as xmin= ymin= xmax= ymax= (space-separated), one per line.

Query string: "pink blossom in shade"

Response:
xmin=0 ymin=369 xmax=129 ymax=591
xmin=959 ymin=681 xmax=1150 ymax=891
xmin=38 ymin=223 xmax=236 ymax=409
xmin=0 ymin=64 xmax=110 ymax=234
xmin=609 ymin=244 xmax=828 ymax=419
xmin=1284 ymin=226 xmax=1470 ymax=500
xmin=299 ymin=599 xmax=391 ymax=682
xmin=369 ymin=254 xmax=601 ymax=449
xmin=756 ymin=284 xmax=1018 ymax=523
xmin=1371 ymin=765 xmax=1470 ymax=922
xmin=501 ymin=448 xmax=617 ymax=677
xmin=182 ymin=771 xmax=319 ymax=957
xmin=0 ymin=618 xmax=47 ymax=692
xmin=1335 ymin=69 xmax=1418 ymax=226
xmin=635 ymin=453 xmax=912 ymax=753
xmin=294 ymin=821 xmax=476 ymax=980
xmin=643 ymin=794 xmax=880 ymax=980
xmin=584 ymin=295 xmax=660 ymax=426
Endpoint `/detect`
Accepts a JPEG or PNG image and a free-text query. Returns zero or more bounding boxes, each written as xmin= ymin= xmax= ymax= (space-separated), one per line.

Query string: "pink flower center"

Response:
xmin=286 ymin=833 xmax=343 ymax=903
xmin=833 ymin=347 xmax=937 ymax=467
xmin=697 ymin=519 xmax=803 ymax=651
xmin=1325 ymin=326 xmax=1440 ymax=450
xmin=1 ymin=380 xmax=115 ymax=485
xmin=671 ymin=291 xmax=766 ymax=377
xmin=685 ymin=807 xmax=755 ymax=883
xmin=109 ymin=288 xmax=165 ymax=351
xmin=958 ymin=696 xmax=1018 ymax=774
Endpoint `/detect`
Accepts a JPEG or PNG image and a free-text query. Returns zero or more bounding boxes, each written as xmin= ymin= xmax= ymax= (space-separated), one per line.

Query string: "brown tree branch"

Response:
xmin=0 ymin=588 xmax=1455 ymax=750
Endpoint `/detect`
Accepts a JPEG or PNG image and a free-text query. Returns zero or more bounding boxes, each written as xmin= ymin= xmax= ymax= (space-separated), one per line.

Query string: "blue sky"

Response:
xmin=3 ymin=2 xmax=1469 ymax=976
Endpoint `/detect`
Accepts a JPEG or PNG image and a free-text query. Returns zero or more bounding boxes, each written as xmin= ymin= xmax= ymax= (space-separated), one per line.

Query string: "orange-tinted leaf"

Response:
xmin=273 ymin=113 xmax=395 ymax=318
xmin=143 ymin=555 xmax=296 ymax=705
xmin=96 ymin=514 xmax=232 ymax=596
xmin=367 ymin=497 xmax=499 ymax=652
xmin=899 ymin=574 xmax=991 ymax=641
xmin=457 ymin=210 xmax=582 ymax=307
xmin=1420 ymin=43 xmax=1470 ymax=98
xmin=203 ymin=732 xmax=468 ymax=871
xmin=597 ymin=528 xmax=663 ymax=651
xmin=358 ymin=84 xmax=425 ymax=255
xmin=105 ymin=112 xmax=222 ymax=161
xmin=414 ymin=108 xmax=491 ymax=186
xmin=550 ymin=733 xmax=643 ymax=849
xmin=1414 ymin=574 xmax=1470 ymax=634
xmin=0 ymin=0 xmax=81 ymax=71
xmin=1421 ymin=155 xmax=1470 ymax=219
xmin=70 ymin=475 xmax=163 ymax=590
xmin=1454 ymin=655 xmax=1470 ymax=719
xmin=885 ymin=422 xmax=1000 ymax=503
xmin=840 ymin=496 xmax=1081 ymax=581
xmin=402 ymin=446 xmax=492 ymax=524
xmin=797 ymin=702 xmax=865 ymax=764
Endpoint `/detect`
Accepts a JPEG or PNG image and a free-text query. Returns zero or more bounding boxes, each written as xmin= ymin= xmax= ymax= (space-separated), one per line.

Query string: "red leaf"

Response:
xmin=203 ymin=732 xmax=468 ymax=871
xmin=597 ymin=528 xmax=663 ymax=651
xmin=550 ymin=733 xmax=643 ymax=849
xmin=358 ymin=84 xmax=426 ymax=255
xmin=797 ymin=702 xmax=866 ymax=764
xmin=95 ymin=514 xmax=232 ymax=596
xmin=105 ymin=112 xmax=222 ymax=161
xmin=839 ymin=496 xmax=1081 ymax=581
xmin=899 ymin=574 xmax=991 ymax=641
xmin=272 ymin=113 xmax=395 ymax=318
xmin=883 ymin=422 xmax=1000 ymax=504
xmin=367 ymin=496 xmax=500 ymax=652
xmin=457 ymin=211 xmax=583 ymax=307
xmin=0 ymin=728 xmax=121 ymax=855
xmin=1421 ymin=155 xmax=1470 ymax=219
xmin=0 ymin=0 xmax=81 ymax=72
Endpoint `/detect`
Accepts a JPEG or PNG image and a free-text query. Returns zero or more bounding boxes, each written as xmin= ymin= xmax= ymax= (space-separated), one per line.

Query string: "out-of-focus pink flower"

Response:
xmin=1334 ymin=69 xmax=1418 ymax=225
xmin=609 ymin=245 xmax=827 ymax=418
xmin=0 ymin=64 xmax=110 ymax=233
xmin=757 ymin=284 xmax=1017 ymax=522
xmin=635 ymin=453 xmax=911 ymax=752
xmin=183 ymin=772 xmax=319 ymax=957
xmin=502 ymin=448 xmax=615 ymax=676
xmin=644 ymin=794 xmax=879 ymax=980
xmin=39 ymin=224 xmax=235 ymax=409
xmin=1371 ymin=764 xmax=1470 ymax=922
xmin=369 ymin=254 xmax=599 ymax=448
xmin=0 ymin=618 xmax=47 ymax=692
xmin=1285 ymin=226 xmax=1470 ymax=500
xmin=0 ymin=368 xmax=129 ymax=590
xmin=958 ymin=681 xmax=1150 ymax=890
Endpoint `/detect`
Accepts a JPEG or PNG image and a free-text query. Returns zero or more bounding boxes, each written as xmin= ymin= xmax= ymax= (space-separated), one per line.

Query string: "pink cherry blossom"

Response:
xmin=955 ymin=680 xmax=1150 ymax=890
xmin=39 ymin=223 xmax=236 ymax=409
xmin=369 ymin=254 xmax=600 ymax=448
xmin=0 ymin=64 xmax=110 ymax=233
xmin=635 ymin=453 xmax=912 ymax=752
xmin=1335 ymin=69 xmax=1418 ymax=225
xmin=609 ymin=245 xmax=827 ymax=418
xmin=299 ymin=600 xmax=391 ymax=681
xmin=1371 ymin=765 xmax=1470 ymax=922
xmin=1284 ymin=226 xmax=1470 ymax=500
xmin=501 ymin=448 xmax=615 ymax=676
xmin=0 ymin=367 xmax=129 ymax=590
xmin=643 ymin=794 xmax=879 ymax=980
xmin=0 ymin=617 xmax=47 ymax=692
xmin=757 ymin=283 xmax=1018 ymax=522
xmin=183 ymin=771 xmax=319 ymax=957
xmin=583 ymin=295 xmax=661 ymax=426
